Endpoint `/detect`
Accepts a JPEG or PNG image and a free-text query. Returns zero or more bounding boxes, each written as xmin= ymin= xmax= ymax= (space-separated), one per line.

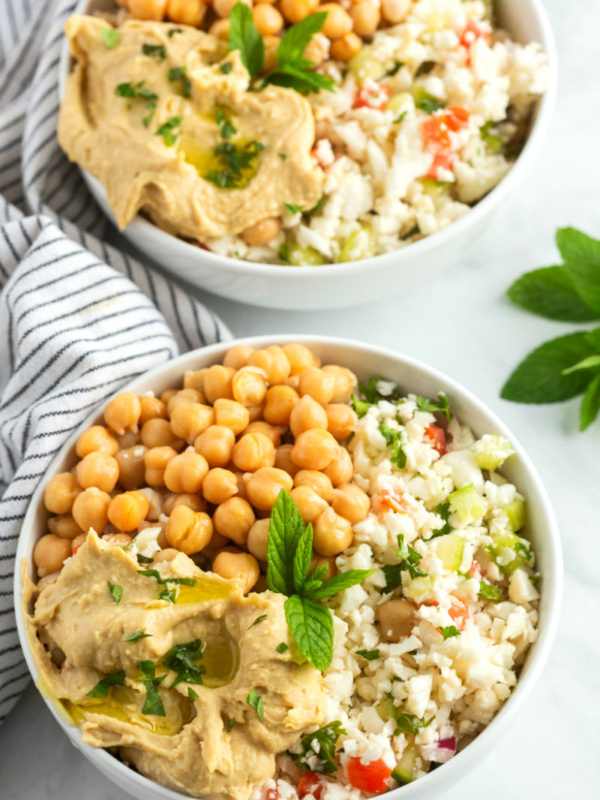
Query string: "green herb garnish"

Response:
xmin=136 ymin=661 xmax=166 ymax=716
xmin=380 ymin=534 xmax=427 ymax=593
xmin=413 ymin=88 xmax=445 ymax=113
xmin=356 ymin=649 xmax=380 ymax=660
xmin=293 ymin=721 xmax=346 ymax=774
xmin=220 ymin=61 xmax=233 ymax=74
xmin=276 ymin=642 xmax=288 ymax=653
xmin=248 ymin=614 xmax=268 ymax=629
xmin=101 ymin=28 xmax=120 ymax=50
xmin=267 ymin=491 xmax=371 ymax=670
xmin=378 ymin=422 xmax=407 ymax=468
xmin=107 ymin=580 xmax=122 ymax=604
xmin=285 ymin=203 xmax=304 ymax=215
xmin=168 ymin=65 xmax=191 ymax=98
xmin=393 ymin=712 xmax=434 ymax=736
xmin=155 ymin=114 xmax=183 ymax=147
xmin=87 ymin=670 xmax=126 ymax=699
xmin=167 ymin=28 xmax=183 ymax=38
xmin=394 ymin=111 xmax=407 ymax=124
xmin=246 ymin=689 xmax=264 ymax=720
xmin=125 ymin=628 xmax=152 ymax=643
xmin=416 ymin=392 xmax=453 ymax=420
xmin=229 ymin=3 xmax=264 ymax=78
xmin=142 ymin=43 xmax=167 ymax=60
xmin=226 ymin=717 xmax=236 ymax=730
xmin=439 ymin=625 xmax=461 ymax=639
xmin=188 ymin=687 xmax=199 ymax=700
xmin=278 ymin=152 xmax=288 ymax=160
xmin=480 ymin=120 xmax=503 ymax=153
xmin=204 ymin=140 xmax=264 ymax=189
xmin=478 ymin=581 xmax=502 ymax=601
xmin=161 ymin=639 xmax=206 ymax=687
xmin=425 ymin=501 xmax=451 ymax=540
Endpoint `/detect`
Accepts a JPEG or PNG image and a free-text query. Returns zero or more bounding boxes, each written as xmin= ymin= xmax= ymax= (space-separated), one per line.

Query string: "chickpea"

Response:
xmin=157 ymin=528 xmax=169 ymax=549
xmin=201 ymin=530 xmax=230 ymax=560
xmin=72 ymin=488 xmax=111 ymax=533
xmin=117 ymin=431 xmax=141 ymax=449
xmin=291 ymin=429 xmax=339 ymax=470
xmin=138 ymin=487 xmax=163 ymax=520
xmin=47 ymin=514 xmax=82 ymax=540
xmin=213 ymin=497 xmax=255 ymax=546
xmin=202 ymin=468 xmax=239 ymax=505
xmin=76 ymin=452 xmax=119 ymax=493
xmin=250 ymin=3 xmax=283 ymax=35
xmin=293 ymin=469 xmax=333 ymax=502
xmin=245 ymin=467 xmax=293 ymax=510
xmin=223 ymin=345 xmax=254 ymax=371
xmin=153 ymin=548 xmax=179 ymax=563
xmin=163 ymin=492 xmax=206 ymax=515
xmin=322 ymin=365 xmax=358 ymax=403
xmin=247 ymin=518 xmax=270 ymax=562
xmin=232 ymin=367 xmax=268 ymax=407
xmin=166 ymin=0 xmax=207 ymax=25
xmin=313 ymin=506 xmax=353 ymax=556
xmin=243 ymin=420 xmax=284 ymax=447
xmin=167 ymin=389 xmax=205 ymax=417
xmin=44 ymin=472 xmax=81 ymax=515
xmin=349 ymin=0 xmax=380 ymax=36
xmin=144 ymin=446 xmax=177 ymax=486
xmin=326 ymin=404 xmax=358 ymax=440
xmin=163 ymin=450 xmax=209 ymax=494
xmin=282 ymin=343 xmax=318 ymax=375
xmin=194 ymin=425 xmax=235 ymax=467
xmin=141 ymin=418 xmax=184 ymax=450
xmin=213 ymin=0 xmax=249 ymax=17
xmin=232 ymin=432 xmax=276 ymax=472
xmin=183 ymin=369 xmax=208 ymax=393
xmin=280 ymin=0 xmax=318 ymax=23
xmin=170 ymin=402 xmax=215 ymax=444
xmin=166 ymin=505 xmax=213 ymax=555
xmin=274 ymin=444 xmax=300 ymax=477
xmin=380 ymin=0 xmax=410 ymax=23
xmin=322 ymin=446 xmax=353 ymax=486
xmin=249 ymin=346 xmax=291 ymax=385
xmin=33 ymin=534 xmax=72 ymax=578
xmin=103 ymin=532 xmax=133 ymax=546
xmin=298 ymin=367 xmax=336 ymax=405
xmin=285 ymin=374 xmax=300 ymax=391
xmin=377 ymin=598 xmax=417 ymax=641
xmin=75 ymin=426 xmax=119 ymax=459
xmin=233 ymin=470 xmax=249 ymax=500
xmin=289 ymin=395 xmax=328 ymax=438
xmin=290 ymin=485 xmax=328 ymax=524
xmin=263 ymin=385 xmax=299 ymax=426
xmin=203 ymin=365 xmax=235 ymax=404
xmin=332 ymin=483 xmax=370 ymax=523
xmin=116 ymin=445 xmax=147 ymax=490
xmin=319 ymin=3 xmax=352 ymax=38
xmin=208 ymin=18 xmax=230 ymax=39
xmin=161 ymin=388 xmax=178 ymax=405
xmin=213 ymin=398 xmax=250 ymax=435
xmin=242 ymin=216 xmax=282 ymax=244
xmin=130 ymin=0 xmax=168 ymax=19
xmin=247 ymin=401 xmax=266 ymax=422
xmin=309 ymin=553 xmax=337 ymax=581
xmin=330 ymin=32 xmax=362 ymax=62
xmin=139 ymin=395 xmax=168 ymax=426
xmin=212 ymin=550 xmax=260 ymax=594
xmin=104 ymin=392 xmax=141 ymax=436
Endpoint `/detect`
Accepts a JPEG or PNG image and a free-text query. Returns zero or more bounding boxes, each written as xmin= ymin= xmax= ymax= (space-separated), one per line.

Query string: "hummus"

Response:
xmin=58 ymin=16 xmax=324 ymax=239
xmin=25 ymin=531 xmax=326 ymax=799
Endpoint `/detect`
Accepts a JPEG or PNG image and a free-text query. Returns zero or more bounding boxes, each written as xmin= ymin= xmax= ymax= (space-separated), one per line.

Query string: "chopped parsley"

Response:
xmin=188 ymin=687 xmax=199 ymax=700
xmin=386 ymin=60 xmax=404 ymax=76
xmin=167 ymin=28 xmax=183 ymax=38
xmin=246 ymin=689 xmax=264 ymax=720
xmin=380 ymin=534 xmax=427 ymax=593
xmin=416 ymin=392 xmax=453 ymax=420
xmin=248 ymin=614 xmax=268 ymax=630
xmin=215 ymin=108 xmax=237 ymax=139
xmin=155 ymin=114 xmax=183 ymax=147
xmin=136 ymin=660 xmax=166 ymax=716
xmin=478 ymin=581 xmax=502 ymax=601
xmin=356 ymin=649 xmax=380 ymax=661
xmin=142 ymin=103 xmax=156 ymax=127
xmin=168 ymin=65 xmax=191 ymax=98
xmin=87 ymin=670 xmax=126 ymax=699
xmin=413 ymin=88 xmax=445 ymax=114
xmin=393 ymin=712 xmax=434 ymax=736
xmin=125 ymin=628 xmax=152 ymax=643
xmin=226 ymin=717 xmax=236 ymax=731
xmin=278 ymin=152 xmax=287 ymax=160
xmin=219 ymin=62 xmax=233 ymax=74
xmin=137 ymin=554 xmax=154 ymax=564
xmin=425 ymin=501 xmax=452 ymax=540
xmin=142 ymin=43 xmax=167 ymax=60
xmin=101 ymin=28 xmax=120 ymax=50
xmin=204 ymin=140 xmax=264 ymax=189
xmin=107 ymin=580 xmax=122 ymax=604
xmin=276 ymin=642 xmax=288 ymax=653
xmin=378 ymin=422 xmax=407 ymax=468
xmin=137 ymin=569 xmax=196 ymax=602
xmin=116 ymin=81 xmax=158 ymax=101
xmin=292 ymin=721 xmax=346 ymax=774
xmin=285 ymin=203 xmax=304 ymax=215
xmin=439 ymin=625 xmax=461 ymax=640
xmin=162 ymin=639 xmax=206 ymax=687
xmin=394 ymin=111 xmax=407 ymax=124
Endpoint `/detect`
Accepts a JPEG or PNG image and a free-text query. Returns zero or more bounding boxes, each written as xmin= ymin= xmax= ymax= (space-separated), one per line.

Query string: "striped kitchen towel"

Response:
xmin=0 ymin=0 xmax=232 ymax=722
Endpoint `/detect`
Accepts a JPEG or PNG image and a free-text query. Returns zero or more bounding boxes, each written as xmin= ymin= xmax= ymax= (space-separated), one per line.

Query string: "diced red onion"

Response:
xmin=420 ymin=737 xmax=456 ymax=764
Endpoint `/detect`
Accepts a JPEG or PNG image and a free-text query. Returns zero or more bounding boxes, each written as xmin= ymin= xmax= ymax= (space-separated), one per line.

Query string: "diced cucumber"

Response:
xmin=480 ymin=122 xmax=503 ymax=154
xmin=488 ymin=531 xmax=532 ymax=574
xmin=338 ymin=226 xmax=376 ymax=263
xmin=473 ymin=434 xmax=515 ymax=470
xmin=392 ymin=741 xmax=419 ymax=785
xmin=436 ymin=532 xmax=465 ymax=571
xmin=348 ymin=46 xmax=386 ymax=82
xmin=283 ymin=243 xmax=326 ymax=266
xmin=504 ymin=498 xmax=525 ymax=532
xmin=375 ymin=697 xmax=396 ymax=723
xmin=448 ymin=485 xmax=486 ymax=525
xmin=420 ymin=177 xmax=450 ymax=201
xmin=405 ymin=575 xmax=432 ymax=601
xmin=388 ymin=92 xmax=413 ymax=116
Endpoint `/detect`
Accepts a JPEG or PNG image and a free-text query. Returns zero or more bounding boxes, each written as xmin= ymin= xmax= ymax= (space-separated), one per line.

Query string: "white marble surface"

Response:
xmin=2 ymin=0 xmax=599 ymax=796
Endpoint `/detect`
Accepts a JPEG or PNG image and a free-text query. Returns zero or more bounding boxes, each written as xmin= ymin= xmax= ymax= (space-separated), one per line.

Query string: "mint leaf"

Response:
xmin=101 ymin=28 xmax=120 ymax=50
xmin=267 ymin=489 xmax=306 ymax=596
xmin=125 ymin=628 xmax=151 ymax=642
xmin=501 ymin=332 xmax=597 ymax=403
xmin=264 ymin=62 xmax=335 ymax=94
xmin=284 ymin=595 xmax=333 ymax=671
xmin=416 ymin=393 xmax=452 ymax=420
xmin=293 ymin=721 xmax=346 ymax=774
xmin=107 ymin=580 xmax=122 ymax=604
xmin=304 ymin=569 xmax=371 ymax=600
xmin=356 ymin=648 xmax=380 ymax=660
xmin=478 ymin=581 xmax=501 ymax=601
xmin=580 ymin=373 xmax=600 ymax=431
xmin=246 ymin=688 xmax=264 ymax=720
xmin=276 ymin=13 xmax=327 ymax=64
xmin=557 ymin=227 xmax=600 ymax=315
xmin=229 ymin=2 xmax=264 ymax=78
xmin=248 ymin=614 xmax=268 ymax=629
xmin=439 ymin=625 xmax=461 ymax=639
xmin=293 ymin=525 xmax=314 ymax=595
xmin=562 ymin=354 xmax=600 ymax=375
xmin=87 ymin=670 xmax=126 ymax=698
xmin=507 ymin=265 xmax=599 ymax=322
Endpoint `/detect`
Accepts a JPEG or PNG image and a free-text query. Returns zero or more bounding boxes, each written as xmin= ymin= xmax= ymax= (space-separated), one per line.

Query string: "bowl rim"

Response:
xmin=14 ymin=334 xmax=563 ymax=800
xmin=58 ymin=0 xmax=557 ymax=279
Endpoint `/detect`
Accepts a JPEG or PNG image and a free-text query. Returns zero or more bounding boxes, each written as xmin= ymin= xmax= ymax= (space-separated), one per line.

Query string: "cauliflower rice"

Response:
xmin=263 ymin=381 xmax=540 ymax=796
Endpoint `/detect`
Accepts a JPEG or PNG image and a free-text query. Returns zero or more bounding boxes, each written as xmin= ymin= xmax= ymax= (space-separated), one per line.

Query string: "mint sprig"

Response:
xmin=267 ymin=491 xmax=371 ymax=670
xmin=503 ymin=227 xmax=600 ymax=430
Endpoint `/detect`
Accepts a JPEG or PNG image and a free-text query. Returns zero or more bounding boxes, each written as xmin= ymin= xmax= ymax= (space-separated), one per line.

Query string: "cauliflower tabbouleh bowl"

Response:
xmin=59 ymin=0 xmax=547 ymax=266
xmin=24 ymin=343 xmax=541 ymax=799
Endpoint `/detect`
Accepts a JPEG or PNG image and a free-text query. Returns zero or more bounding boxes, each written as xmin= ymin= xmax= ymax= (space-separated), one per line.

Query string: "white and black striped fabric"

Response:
xmin=0 ymin=0 xmax=232 ymax=723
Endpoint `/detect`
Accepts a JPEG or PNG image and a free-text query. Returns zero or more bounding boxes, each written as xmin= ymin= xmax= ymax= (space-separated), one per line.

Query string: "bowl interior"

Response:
xmin=15 ymin=335 xmax=562 ymax=800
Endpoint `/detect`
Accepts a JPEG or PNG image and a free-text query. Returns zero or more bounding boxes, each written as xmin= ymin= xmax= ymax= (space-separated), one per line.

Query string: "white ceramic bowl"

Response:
xmin=58 ymin=1 xmax=556 ymax=310
xmin=15 ymin=335 xmax=562 ymax=800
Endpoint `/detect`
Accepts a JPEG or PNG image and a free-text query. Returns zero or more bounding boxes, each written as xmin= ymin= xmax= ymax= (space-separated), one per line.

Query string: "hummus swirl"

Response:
xmin=58 ymin=16 xmax=324 ymax=240
xmin=24 ymin=532 xmax=326 ymax=799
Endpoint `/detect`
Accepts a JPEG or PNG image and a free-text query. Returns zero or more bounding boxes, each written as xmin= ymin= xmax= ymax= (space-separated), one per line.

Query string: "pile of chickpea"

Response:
xmin=116 ymin=0 xmax=412 ymax=68
xmin=34 ymin=343 xmax=374 ymax=595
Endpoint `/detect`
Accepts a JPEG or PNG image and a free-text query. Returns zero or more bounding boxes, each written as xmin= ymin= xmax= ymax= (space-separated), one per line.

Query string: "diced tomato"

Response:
xmin=426 ymin=151 xmax=455 ymax=179
xmin=377 ymin=488 xmax=409 ymax=515
xmin=422 ymin=115 xmax=452 ymax=149
xmin=459 ymin=19 xmax=492 ymax=50
xmin=424 ymin=424 xmax=447 ymax=456
xmin=468 ymin=560 xmax=480 ymax=578
xmin=448 ymin=599 xmax=470 ymax=631
xmin=347 ymin=757 xmax=392 ymax=794
xmin=73 ymin=544 xmax=83 ymax=555
xmin=444 ymin=106 xmax=470 ymax=131
xmin=298 ymin=772 xmax=324 ymax=800
xmin=354 ymin=83 xmax=391 ymax=110
xmin=422 ymin=106 xmax=470 ymax=177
